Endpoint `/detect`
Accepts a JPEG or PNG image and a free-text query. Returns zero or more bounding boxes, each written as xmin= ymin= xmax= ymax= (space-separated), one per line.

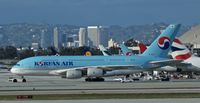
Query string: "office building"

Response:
xmin=79 ymin=28 xmax=87 ymax=47
xmin=40 ymin=29 xmax=46 ymax=49
xmin=87 ymin=26 xmax=108 ymax=47
xmin=87 ymin=26 xmax=100 ymax=47
xmin=53 ymin=27 xmax=61 ymax=50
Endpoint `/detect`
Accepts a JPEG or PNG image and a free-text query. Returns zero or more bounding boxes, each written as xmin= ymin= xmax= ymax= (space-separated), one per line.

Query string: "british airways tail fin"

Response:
xmin=119 ymin=44 xmax=133 ymax=56
xmin=138 ymin=43 xmax=147 ymax=54
xmin=171 ymin=38 xmax=192 ymax=60
xmin=141 ymin=24 xmax=181 ymax=58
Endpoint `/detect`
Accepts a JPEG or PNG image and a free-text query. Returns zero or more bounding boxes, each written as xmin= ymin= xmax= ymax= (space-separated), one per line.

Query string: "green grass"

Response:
xmin=1 ymin=93 xmax=200 ymax=100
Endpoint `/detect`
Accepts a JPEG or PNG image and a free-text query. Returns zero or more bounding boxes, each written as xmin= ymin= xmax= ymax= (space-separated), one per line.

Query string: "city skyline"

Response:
xmin=0 ymin=0 xmax=199 ymax=26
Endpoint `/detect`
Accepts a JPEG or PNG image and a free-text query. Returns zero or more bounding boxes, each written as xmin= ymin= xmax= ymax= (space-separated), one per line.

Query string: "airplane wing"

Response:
xmin=176 ymin=62 xmax=192 ymax=67
xmin=149 ymin=59 xmax=183 ymax=66
xmin=49 ymin=65 xmax=141 ymax=75
xmin=96 ymin=65 xmax=142 ymax=70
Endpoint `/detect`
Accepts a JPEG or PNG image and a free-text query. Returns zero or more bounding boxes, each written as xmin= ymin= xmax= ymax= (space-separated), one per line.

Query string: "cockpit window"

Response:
xmin=16 ymin=64 xmax=20 ymax=66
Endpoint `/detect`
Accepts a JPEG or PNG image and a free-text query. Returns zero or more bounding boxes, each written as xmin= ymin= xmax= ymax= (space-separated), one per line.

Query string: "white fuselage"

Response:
xmin=182 ymin=56 xmax=200 ymax=71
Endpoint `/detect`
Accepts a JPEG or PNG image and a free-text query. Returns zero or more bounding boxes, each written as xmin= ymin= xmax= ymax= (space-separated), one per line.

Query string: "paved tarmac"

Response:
xmin=1 ymin=99 xmax=200 ymax=103
xmin=2 ymin=70 xmax=200 ymax=95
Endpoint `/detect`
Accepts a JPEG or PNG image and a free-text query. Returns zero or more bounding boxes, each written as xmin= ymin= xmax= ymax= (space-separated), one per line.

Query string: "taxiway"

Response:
xmin=1 ymin=70 xmax=200 ymax=95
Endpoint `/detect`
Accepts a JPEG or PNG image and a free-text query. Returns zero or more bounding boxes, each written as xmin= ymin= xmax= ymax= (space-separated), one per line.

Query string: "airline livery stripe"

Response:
xmin=175 ymin=52 xmax=192 ymax=60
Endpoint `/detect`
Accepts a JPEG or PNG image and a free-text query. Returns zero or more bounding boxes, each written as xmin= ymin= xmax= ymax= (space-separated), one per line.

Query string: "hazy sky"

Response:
xmin=0 ymin=0 xmax=199 ymax=25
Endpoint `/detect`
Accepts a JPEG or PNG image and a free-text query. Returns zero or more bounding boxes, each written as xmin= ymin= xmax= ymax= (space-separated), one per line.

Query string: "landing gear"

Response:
xmin=8 ymin=76 xmax=26 ymax=83
xmin=85 ymin=77 xmax=105 ymax=82
xmin=22 ymin=78 xmax=26 ymax=82
xmin=177 ymin=68 xmax=182 ymax=72
xmin=12 ymin=78 xmax=18 ymax=82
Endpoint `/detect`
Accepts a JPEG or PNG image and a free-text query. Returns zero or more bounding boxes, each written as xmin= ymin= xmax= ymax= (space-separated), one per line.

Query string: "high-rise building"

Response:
xmin=40 ymin=29 xmax=46 ymax=49
xmin=87 ymin=26 xmax=108 ymax=47
xmin=66 ymin=34 xmax=79 ymax=47
xmin=61 ymin=33 xmax=67 ymax=47
xmin=79 ymin=28 xmax=87 ymax=47
xmin=99 ymin=26 xmax=108 ymax=47
xmin=53 ymin=27 xmax=61 ymax=50
xmin=87 ymin=26 xmax=100 ymax=47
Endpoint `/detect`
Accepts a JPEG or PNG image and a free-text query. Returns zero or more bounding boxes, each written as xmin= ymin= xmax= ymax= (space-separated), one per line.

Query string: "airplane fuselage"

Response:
xmin=11 ymin=55 xmax=165 ymax=76
xmin=180 ymin=56 xmax=200 ymax=71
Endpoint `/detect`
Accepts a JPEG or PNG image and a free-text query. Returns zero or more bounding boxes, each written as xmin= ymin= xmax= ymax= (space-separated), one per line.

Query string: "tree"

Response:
xmin=108 ymin=47 xmax=120 ymax=55
xmin=4 ymin=46 xmax=18 ymax=59
xmin=0 ymin=48 xmax=5 ymax=59
xmin=18 ymin=49 xmax=35 ymax=59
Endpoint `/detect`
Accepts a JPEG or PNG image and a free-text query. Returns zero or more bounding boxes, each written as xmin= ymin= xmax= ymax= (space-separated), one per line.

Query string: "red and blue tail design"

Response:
xmin=171 ymin=38 xmax=192 ymax=60
xmin=141 ymin=24 xmax=181 ymax=58
xmin=138 ymin=43 xmax=147 ymax=54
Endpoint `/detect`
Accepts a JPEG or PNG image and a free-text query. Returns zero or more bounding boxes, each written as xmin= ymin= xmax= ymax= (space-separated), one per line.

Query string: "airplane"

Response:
xmin=98 ymin=45 xmax=112 ymax=56
xmin=119 ymin=44 xmax=133 ymax=56
xmin=10 ymin=24 xmax=181 ymax=82
xmin=170 ymin=38 xmax=200 ymax=72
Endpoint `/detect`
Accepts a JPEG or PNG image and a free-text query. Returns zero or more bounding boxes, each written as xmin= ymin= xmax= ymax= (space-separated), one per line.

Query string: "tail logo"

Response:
xmin=157 ymin=36 xmax=170 ymax=50
xmin=171 ymin=38 xmax=192 ymax=60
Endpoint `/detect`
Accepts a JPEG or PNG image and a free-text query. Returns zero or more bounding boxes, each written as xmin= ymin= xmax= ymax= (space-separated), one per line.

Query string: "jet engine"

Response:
xmin=66 ymin=70 xmax=82 ymax=79
xmin=87 ymin=68 xmax=103 ymax=77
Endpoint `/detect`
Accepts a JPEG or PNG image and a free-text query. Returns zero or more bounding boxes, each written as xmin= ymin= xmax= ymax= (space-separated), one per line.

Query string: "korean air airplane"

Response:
xmin=119 ymin=44 xmax=133 ymax=56
xmin=10 ymin=24 xmax=181 ymax=82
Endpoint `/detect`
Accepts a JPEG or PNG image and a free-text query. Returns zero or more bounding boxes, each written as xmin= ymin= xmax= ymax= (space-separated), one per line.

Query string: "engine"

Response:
xmin=87 ymin=68 xmax=103 ymax=77
xmin=66 ymin=70 xmax=82 ymax=79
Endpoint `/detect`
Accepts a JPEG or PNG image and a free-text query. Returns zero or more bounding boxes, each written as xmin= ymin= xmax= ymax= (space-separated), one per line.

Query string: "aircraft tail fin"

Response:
xmin=99 ymin=45 xmax=112 ymax=56
xmin=141 ymin=24 xmax=181 ymax=58
xmin=171 ymin=38 xmax=192 ymax=60
xmin=119 ymin=44 xmax=133 ymax=56
xmin=138 ymin=43 xmax=147 ymax=54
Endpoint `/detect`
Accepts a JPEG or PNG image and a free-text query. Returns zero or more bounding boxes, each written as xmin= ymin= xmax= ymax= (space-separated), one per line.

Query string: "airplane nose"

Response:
xmin=10 ymin=67 xmax=18 ymax=74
